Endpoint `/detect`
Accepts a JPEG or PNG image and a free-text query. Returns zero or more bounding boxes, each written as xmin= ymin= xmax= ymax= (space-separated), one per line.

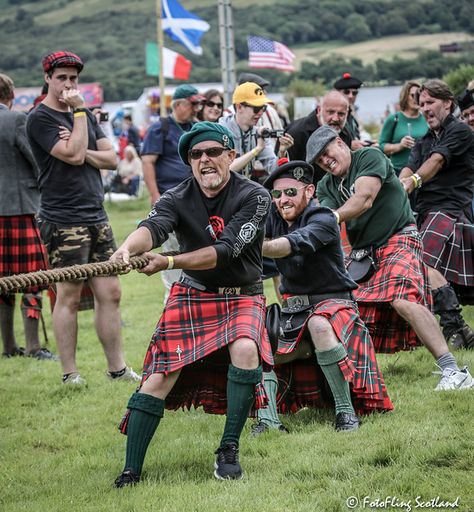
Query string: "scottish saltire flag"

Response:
xmin=247 ymin=36 xmax=295 ymax=72
xmin=162 ymin=0 xmax=210 ymax=56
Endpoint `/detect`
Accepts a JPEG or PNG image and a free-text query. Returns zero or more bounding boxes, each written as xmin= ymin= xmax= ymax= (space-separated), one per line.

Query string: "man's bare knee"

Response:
xmin=229 ymin=337 xmax=259 ymax=368
xmin=307 ymin=315 xmax=339 ymax=351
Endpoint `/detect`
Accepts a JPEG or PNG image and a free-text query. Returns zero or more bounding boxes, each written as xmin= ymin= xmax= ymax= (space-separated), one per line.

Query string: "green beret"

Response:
xmin=178 ymin=121 xmax=235 ymax=164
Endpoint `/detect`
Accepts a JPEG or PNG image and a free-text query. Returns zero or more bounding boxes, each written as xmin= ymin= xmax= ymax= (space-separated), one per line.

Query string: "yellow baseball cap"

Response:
xmin=232 ymin=82 xmax=269 ymax=106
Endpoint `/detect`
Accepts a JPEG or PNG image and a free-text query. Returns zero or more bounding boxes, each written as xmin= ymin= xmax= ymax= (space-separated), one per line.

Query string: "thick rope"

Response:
xmin=0 ymin=256 xmax=149 ymax=295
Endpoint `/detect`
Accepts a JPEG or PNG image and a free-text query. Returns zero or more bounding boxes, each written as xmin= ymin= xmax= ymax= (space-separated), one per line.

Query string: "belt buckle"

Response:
xmin=218 ymin=286 xmax=241 ymax=295
xmin=286 ymin=295 xmax=310 ymax=311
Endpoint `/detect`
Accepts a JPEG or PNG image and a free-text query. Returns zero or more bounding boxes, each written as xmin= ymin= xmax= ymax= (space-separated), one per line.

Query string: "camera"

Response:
xmin=260 ymin=128 xmax=285 ymax=139
xmin=99 ymin=111 xmax=109 ymax=123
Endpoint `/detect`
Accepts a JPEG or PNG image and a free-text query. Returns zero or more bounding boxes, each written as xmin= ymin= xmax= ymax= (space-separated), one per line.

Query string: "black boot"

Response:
xmin=432 ymin=285 xmax=474 ymax=349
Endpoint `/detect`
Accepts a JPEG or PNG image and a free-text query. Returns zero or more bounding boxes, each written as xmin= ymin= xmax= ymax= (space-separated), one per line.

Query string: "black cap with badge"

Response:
xmin=457 ymin=89 xmax=474 ymax=112
xmin=263 ymin=158 xmax=314 ymax=190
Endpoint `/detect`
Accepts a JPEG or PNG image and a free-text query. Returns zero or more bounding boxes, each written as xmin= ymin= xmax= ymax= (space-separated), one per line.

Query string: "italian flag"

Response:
xmin=146 ymin=42 xmax=192 ymax=81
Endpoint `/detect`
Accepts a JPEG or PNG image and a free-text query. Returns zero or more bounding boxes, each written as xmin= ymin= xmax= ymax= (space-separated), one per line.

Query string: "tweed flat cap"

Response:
xmin=306 ymin=126 xmax=339 ymax=164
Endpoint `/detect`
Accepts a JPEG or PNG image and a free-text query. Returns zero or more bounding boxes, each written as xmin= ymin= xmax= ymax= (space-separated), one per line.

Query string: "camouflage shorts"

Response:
xmin=38 ymin=220 xmax=117 ymax=268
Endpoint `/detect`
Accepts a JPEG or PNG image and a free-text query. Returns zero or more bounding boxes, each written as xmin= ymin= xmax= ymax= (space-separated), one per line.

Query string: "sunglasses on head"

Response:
xmin=206 ymin=100 xmax=223 ymax=109
xmin=343 ymin=89 xmax=358 ymax=96
xmin=188 ymin=147 xmax=230 ymax=160
xmin=242 ymin=103 xmax=267 ymax=114
xmin=270 ymin=185 xmax=308 ymax=199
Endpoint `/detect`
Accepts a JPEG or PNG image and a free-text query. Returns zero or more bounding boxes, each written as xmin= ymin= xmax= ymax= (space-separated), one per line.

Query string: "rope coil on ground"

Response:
xmin=0 ymin=256 xmax=149 ymax=295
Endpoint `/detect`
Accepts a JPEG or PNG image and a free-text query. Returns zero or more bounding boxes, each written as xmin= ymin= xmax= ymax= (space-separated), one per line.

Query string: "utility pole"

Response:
xmin=218 ymin=0 xmax=236 ymax=106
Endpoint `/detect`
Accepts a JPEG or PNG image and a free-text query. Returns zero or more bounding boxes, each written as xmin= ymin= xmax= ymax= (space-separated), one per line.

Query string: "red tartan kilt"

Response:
xmin=0 ymin=215 xmax=49 ymax=294
xmin=353 ymin=230 xmax=430 ymax=353
xmin=140 ymin=283 xmax=273 ymax=415
xmin=419 ymin=211 xmax=474 ymax=287
xmin=275 ymin=299 xmax=393 ymax=415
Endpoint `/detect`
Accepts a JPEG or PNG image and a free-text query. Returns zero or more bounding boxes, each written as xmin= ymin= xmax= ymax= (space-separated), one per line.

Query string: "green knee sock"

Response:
xmin=220 ymin=364 xmax=262 ymax=447
xmin=316 ymin=344 xmax=355 ymax=415
xmin=124 ymin=392 xmax=164 ymax=475
xmin=257 ymin=370 xmax=283 ymax=428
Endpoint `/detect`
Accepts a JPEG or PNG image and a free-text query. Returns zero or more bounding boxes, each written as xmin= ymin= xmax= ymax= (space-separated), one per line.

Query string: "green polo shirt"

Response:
xmin=317 ymin=147 xmax=414 ymax=249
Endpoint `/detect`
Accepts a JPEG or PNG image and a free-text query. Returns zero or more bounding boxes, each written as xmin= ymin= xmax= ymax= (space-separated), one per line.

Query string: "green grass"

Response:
xmin=1 ymin=198 xmax=474 ymax=512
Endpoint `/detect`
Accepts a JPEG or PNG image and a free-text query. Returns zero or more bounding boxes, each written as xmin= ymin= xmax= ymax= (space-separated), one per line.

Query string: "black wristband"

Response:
xmin=73 ymin=107 xmax=87 ymax=113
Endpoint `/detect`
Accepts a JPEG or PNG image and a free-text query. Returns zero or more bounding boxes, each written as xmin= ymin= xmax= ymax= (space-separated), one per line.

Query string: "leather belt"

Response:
xmin=179 ymin=276 xmax=263 ymax=296
xmin=282 ymin=290 xmax=353 ymax=312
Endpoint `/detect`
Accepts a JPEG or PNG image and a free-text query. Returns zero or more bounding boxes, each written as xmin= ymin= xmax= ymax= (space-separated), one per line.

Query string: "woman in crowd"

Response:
xmin=197 ymin=89 xmax=224 ymax=123
xmin=379 ymin=81 xmax=428 ymax=176
xmin=116 ymin=145 xmax=143 ymax=196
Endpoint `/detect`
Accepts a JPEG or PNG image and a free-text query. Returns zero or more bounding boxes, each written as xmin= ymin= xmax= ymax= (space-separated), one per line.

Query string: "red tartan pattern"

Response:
xmin=139 ymin=283 xmax=273 ymax=415
xmin=275 ymin=299 xmax=393 ymax=415
xmin=419 ymin=211 xmax=474 ymax=287
xmin=0 ymin=215 xmax=49 ymax=297
xmin=353 ymin=230 xmax=431 ymax=353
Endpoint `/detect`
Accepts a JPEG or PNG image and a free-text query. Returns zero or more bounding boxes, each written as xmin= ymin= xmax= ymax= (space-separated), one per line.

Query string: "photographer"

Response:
xmin=219 ymin=82 xmax=293 ymax=183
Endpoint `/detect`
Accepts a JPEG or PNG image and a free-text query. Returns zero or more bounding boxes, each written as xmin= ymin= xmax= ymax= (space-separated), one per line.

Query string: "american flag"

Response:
xmin=247 ymin=36 xmax=295 ymax=72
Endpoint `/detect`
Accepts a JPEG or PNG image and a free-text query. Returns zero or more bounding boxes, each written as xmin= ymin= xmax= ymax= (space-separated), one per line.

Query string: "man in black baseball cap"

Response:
xmin=250 ymin=158 xmax=393 ymax=435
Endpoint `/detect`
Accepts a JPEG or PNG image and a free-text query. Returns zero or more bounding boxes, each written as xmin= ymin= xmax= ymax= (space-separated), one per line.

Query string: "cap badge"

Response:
xmin=255 ymin=87 xmax=264 ymax=96
xmin=222 ymin=134 xmax=229 ymax=147
xmin=292 ymin=167 xmax=305 ymax=180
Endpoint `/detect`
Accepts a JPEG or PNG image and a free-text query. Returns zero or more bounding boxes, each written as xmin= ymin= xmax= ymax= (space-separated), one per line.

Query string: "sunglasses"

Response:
xmin=206 ymin=100 xmax=223 ymax=109
xmin=242 ymin=103 xmax=267 ymax=114
xmin=188 ymin=147 xmax=230 ymax=160
xmin=343 ymin=89 xmax=358 ymax=96
xmin=270 ymin=186 xmax=308 ymax=199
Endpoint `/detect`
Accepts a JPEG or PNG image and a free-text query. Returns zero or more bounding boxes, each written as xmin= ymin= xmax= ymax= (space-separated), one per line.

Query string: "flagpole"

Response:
xmin=156 ymin=0 xmax=167 ymax=117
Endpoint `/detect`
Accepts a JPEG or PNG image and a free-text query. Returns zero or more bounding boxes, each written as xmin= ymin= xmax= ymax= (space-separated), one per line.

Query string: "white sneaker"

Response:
xmin=434 ymin=366 xmax=474 ymax=391
xmin=63 ymin=373 xmax=87 ymax=386
xmin=107 ymin=366 xmax=141 ymax=382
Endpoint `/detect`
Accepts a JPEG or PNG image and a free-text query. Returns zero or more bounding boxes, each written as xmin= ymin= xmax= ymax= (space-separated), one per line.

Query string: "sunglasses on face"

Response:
xmin=242 ymin=103 xmax=267 ymax=114
xmin=270 ymin=185 xmax=308 ymax=199
xmin=343 ymin=89 xmax=358 ymax=96
xmin=188 ymin=147 xmax=230 ymax=160
xmin=206 ymin=100 xmax=223 ymax=109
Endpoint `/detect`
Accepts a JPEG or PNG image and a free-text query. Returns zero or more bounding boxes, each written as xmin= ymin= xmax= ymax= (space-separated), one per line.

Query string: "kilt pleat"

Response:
xmin=419 ymin=211 xmax=474 ymax=287
xmin=0 ymin=215 xmax=49 ymax=294
xmin=275 ymin=299 xmax=393 ymax=415
xmin=140 ymin=283 xmax=273 ymax=415
xmin=354 ymin=230 xmax=430 ymax=353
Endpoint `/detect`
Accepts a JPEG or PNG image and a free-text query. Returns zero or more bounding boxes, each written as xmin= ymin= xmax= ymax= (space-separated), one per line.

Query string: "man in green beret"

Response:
xmin=111 ymin=121 xmax=274 ymax=487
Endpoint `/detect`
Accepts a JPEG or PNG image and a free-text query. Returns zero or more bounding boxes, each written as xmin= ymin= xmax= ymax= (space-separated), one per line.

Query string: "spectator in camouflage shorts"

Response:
xmin=26 ymin=50 xmax=140 ymax=386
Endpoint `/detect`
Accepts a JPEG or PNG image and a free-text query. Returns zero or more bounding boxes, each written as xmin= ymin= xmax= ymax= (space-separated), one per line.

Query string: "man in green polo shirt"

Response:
xmin=309 ymin=126 xmax=473 ymax=391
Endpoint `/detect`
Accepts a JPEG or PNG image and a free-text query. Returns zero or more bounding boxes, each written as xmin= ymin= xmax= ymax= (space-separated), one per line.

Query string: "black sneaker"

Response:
xmin=114 ymin=469 xmax=140 ymax=488
xmin=250 ymin=420 xmax=289 ymax=436
xmin=447 ymin=324 xmax=474 ymax=350
xmin=335 ymin=412 xmax=360 ymax=432
xmin=214 ymin=443 xmax=243 ymax=480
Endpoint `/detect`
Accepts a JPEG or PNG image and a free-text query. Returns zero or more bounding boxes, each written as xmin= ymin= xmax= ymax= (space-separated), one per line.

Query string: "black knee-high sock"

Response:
xmin=123 ymin=392 xmax=164 ymax=475
xmin=220 ymin=365 xmax=262 ymax=447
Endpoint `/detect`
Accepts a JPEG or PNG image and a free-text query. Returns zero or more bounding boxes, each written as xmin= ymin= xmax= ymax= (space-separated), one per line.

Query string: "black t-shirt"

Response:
xmin=407 ymin=114 xmax=474 ymax=217
xmin=26 ymin=104 xmax=107 ymax=225
xmin=286 ymin=110 xmax=353 ymax=186
xmin=265 ymin=201 xmax=357 ymax=295
xmin=140 ymin=172 xmax=271 ymax=287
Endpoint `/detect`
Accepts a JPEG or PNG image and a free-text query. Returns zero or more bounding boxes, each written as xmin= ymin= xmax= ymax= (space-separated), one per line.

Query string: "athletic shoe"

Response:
xmin=62 ymin=373 xmax=87 ymax=386
xmin=214 ymin=443 xmax=243 ymax=480
xmin=434 ymin=366 xmax=474 ymax=391
xmin=250 ymin=420 xmax=289 ymax=436
xmin=107 ymin=366 xmax=141 ymax=382
xmin=114 ymin=469 xmax=140 ymax=488
xmin=29 ymin=348 xmax=59 ymax=360
xmin=335 ymin=412 xmax=360 ymax=432
xmin=447 ymin=324 xmax=474 ymax=350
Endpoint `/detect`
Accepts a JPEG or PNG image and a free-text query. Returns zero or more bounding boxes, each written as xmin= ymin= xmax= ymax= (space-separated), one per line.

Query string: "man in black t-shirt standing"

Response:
xmin=400 ymin=80 xmax=474 ymax=350
xmin=26 ymin=51 xmax=140 ymax=386
xmin=111 ymin=122 xmax=273 ymax=487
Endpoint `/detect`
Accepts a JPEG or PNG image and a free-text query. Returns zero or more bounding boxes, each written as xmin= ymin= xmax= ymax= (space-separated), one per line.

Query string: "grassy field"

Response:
xmin=1 ymin=197 xmax=474 ymax=512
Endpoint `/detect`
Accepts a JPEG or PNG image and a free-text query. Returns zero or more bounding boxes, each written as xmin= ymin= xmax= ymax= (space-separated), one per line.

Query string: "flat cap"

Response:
xmin=173 ymin=84 xmax=205 ymax=102
xmin=238 ymin=72 xmax=270 ymax=88
xmin=333 ymin=72 xmax=363 ymax=90
xmin=178 ymin=121 xmax=235 ymax=164
xmin=306 ymin=126 xmax=339 ymax=164
xmin=263 ymin=158 xmax=314 ymax=189
xmin=457 ymin=88 xmax=474 ymax=112
xmin=42 ymin=51 xmax=84 ymax=73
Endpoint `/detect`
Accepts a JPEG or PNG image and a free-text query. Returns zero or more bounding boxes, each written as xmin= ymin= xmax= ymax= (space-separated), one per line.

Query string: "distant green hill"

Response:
xmin=1 ymin=0 xmax=473 ymax=100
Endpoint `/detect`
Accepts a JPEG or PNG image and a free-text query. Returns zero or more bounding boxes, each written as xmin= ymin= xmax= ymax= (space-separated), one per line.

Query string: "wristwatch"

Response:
xmin=73 ymin=107 xmax=87 ymax=113
xmin=412 ymin=173 xmax=423 ymax=189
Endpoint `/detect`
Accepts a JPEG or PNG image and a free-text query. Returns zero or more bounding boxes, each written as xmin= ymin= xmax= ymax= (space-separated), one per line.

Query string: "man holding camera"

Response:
xmin=219 ymin=82 xmax=293 ymax=182
xmin=26 ymin=51 xmax=139 ymax=386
